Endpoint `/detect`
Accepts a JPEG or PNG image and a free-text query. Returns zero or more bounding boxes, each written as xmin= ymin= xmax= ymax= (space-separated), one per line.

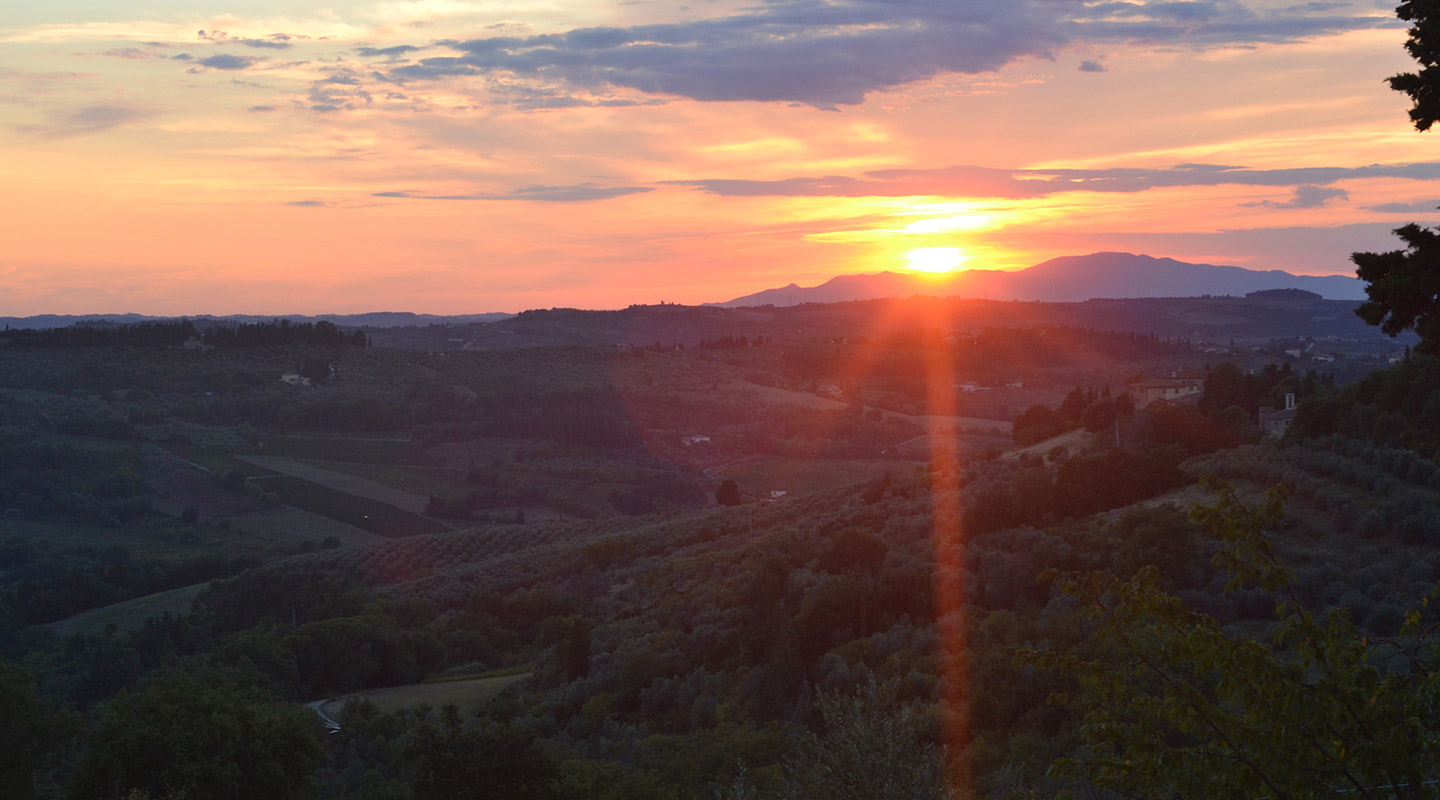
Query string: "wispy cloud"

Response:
xmin=102 ymin=47 xmax=159 ymax=60
xmin=1363 ymin=200 xmax=1440 ymax=213
xmin=669 ymin=162 xmax=1440 ymax=199
xmin=374 ymin=184 xmax=655 ymax=202
xmin=510 ymin=184 xmax=655 ymax=202
xmin=16 ymin=104 xmax=154 ymax=139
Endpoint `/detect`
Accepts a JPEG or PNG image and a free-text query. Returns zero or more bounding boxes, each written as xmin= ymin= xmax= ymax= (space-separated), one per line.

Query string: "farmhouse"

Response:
xmin=1128 ymin=378 xmax=1202 ymax=406
xmin=1259 ymin=393 xmax=1299 ymax=437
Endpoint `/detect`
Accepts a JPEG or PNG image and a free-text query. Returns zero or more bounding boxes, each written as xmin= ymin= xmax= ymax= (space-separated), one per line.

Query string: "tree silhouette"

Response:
xmin=1389 ymin=0 xmax=1440 ymax=131
xmin=1352 ymin=224 xmax=1440 ymax=354
xmin=1350 ymin=2 xmax=1440 ymax=354
xmin=715 ymin=479 xmax=742 ymax=506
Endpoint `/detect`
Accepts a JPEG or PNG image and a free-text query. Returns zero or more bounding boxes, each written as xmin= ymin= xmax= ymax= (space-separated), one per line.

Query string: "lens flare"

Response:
xmin=906 ymin=247 xmax=965 ymax=274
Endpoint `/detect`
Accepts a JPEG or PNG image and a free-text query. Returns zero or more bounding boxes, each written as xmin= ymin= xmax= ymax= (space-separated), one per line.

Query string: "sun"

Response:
xmin=905 ymin=247 xmax=966 ymax=274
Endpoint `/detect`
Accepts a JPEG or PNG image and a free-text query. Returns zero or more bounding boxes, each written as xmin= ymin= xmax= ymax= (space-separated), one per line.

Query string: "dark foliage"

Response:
xmin=1352 ymin=223 xmax=1440 ymax=355
xmin=67 ymin=671 xmax=325 ymax=800
xmin=1389 ymin=0 xmax=1440 ymax=131
xmin=1288 ymin=354 xmax=1440 ymax=458
xmin=0 ymin=320 xmax=198 ymax=347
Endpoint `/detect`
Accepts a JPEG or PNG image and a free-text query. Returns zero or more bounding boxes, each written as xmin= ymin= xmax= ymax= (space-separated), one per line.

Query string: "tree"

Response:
xmin=783 ymin=677 xmax=950 ymax=800
xmin=1349 ymin=2 xmax=1440 ymax=354
xmin=404 ymin=705 xmax=558 ymax=800
xmin=1012 ymin=404 xmax=1063 ymax=445
xmin=817 ymin=527 xmax=888 ymax=578
xmin=715 ymin=479 xmax=742 ymax=506
xmin=68 ymin=672 xmax=325 ymax=800
xmin=1389 ymin=0 xmax=1440 ymax=132
xmin=0 ymin=661 xmax=70 ymax=800
xmin=1036 ymin=480 xmax=1440 ymax=799
xmin=1201 ymin=362 xmax=1254 ymax=417
xmin=1352 ymin=224 xmax=1440 ymax=355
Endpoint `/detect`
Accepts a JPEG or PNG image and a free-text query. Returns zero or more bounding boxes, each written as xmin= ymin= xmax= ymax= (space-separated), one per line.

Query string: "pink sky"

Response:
xmin=2 ymin=0 xmax=1438 ymax=314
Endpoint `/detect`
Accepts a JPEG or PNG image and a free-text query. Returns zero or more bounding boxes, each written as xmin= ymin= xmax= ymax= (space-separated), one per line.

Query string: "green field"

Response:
xmin=251 ymin=475 xmax=451 ymax=537
xmin=46 ymin=583 xmax=208 ymax=637
xmin=234 ymin=436 xmax=435 ymax=465
xmin=156 ymin=442 xmax=278 ymax=477
xmin=32 ymin=432 xmax=140 ymax=455
xmin=309 ymin=462 xmax=466 ymax=499
xmin=319 ymin=671 xmax=530 ymax=718
xmin=0 ymin=518 xmax=208 ymax=559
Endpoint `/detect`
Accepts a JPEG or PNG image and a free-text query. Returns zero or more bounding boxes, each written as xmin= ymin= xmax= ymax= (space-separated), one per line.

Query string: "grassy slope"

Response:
xmin=46 ymin=583 xmax=208 ymax=637
xmin=319 ymin=671 xmax=530 ymax=718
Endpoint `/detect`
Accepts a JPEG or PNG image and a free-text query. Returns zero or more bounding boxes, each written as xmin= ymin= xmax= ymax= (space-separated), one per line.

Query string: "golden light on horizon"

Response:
xmin=906 ymin=246 xmax=966 ymax=274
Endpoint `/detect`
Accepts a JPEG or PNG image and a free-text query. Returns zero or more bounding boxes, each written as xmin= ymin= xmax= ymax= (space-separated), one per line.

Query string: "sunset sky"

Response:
xmin=4 ymin=0 xmax=1439 ymax=314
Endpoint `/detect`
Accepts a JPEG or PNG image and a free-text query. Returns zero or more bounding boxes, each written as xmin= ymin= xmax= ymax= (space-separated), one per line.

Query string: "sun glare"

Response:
xmin=906 ymin=247 xmax=966 ymax=274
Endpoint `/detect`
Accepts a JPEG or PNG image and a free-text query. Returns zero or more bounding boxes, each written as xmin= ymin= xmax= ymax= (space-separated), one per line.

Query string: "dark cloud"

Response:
xmin=249 ymin=105 xmax=276 ymax=112
xmin=511 ymin=96 xmax=595 ymax=110
xmin=1363 ymin=200 xmax=1440 ymax=213
xmin=234 ymin=38 xmax=294 ymax=50
xmin=356 ymin=44 xmax=423 ymax=58
xmin=1078 ymin=59 xmax=1108 ymax=72
xmin=670 ymin=162 xmax=1440 ymax=199
xmin=198 ymin=30 xmax=295 ymax=49
xmin=1242 ymin=184 xmax=1348 ymax=209
xmin=287 ymin=200 xmax=327 ymax=207
xmin=171 ymin=53 xmax=193 ymax=61
xmin=17 ymin=105 xmax=154 ymax=139
xmin=373 ymin=184 xmax=653 ymax=202
xmin=1084 ymin=2 xmax=1227 ymax=22
xmin=307 ymin=72 xmax=372 ymax=112
xmin=197 ymin=54 xmax=258 ymax=70
xmin=369 ymin=0 xmax=1392 ymax=107
xmin=385 ymin=4 xmax=1068 ymax=108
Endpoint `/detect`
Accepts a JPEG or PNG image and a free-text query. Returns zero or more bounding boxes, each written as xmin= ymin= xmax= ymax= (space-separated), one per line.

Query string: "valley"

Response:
xmin=0 ymin=298 xmax=1434 ymax=799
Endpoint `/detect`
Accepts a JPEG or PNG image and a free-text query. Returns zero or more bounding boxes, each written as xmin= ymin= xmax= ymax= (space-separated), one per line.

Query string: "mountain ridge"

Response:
xmin=712 ymin=252 xmax=1367 ymax=307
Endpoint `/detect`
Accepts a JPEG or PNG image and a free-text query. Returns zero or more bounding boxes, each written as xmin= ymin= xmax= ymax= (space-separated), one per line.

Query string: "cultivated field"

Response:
xmin=319 ymin=671 xmax=530 ymax=719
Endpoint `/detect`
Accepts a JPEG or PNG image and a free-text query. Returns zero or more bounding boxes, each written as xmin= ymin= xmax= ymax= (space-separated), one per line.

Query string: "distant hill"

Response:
xmin=712 ymin=252 xmax=1367 ymax=307
xmin=471 ymin=293 xmax=1407 ymax=360
xmin=1246 ymin=288 xmax=1323 ymax=300
xmin=0 ymin=312 xmax=514 ymax=331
